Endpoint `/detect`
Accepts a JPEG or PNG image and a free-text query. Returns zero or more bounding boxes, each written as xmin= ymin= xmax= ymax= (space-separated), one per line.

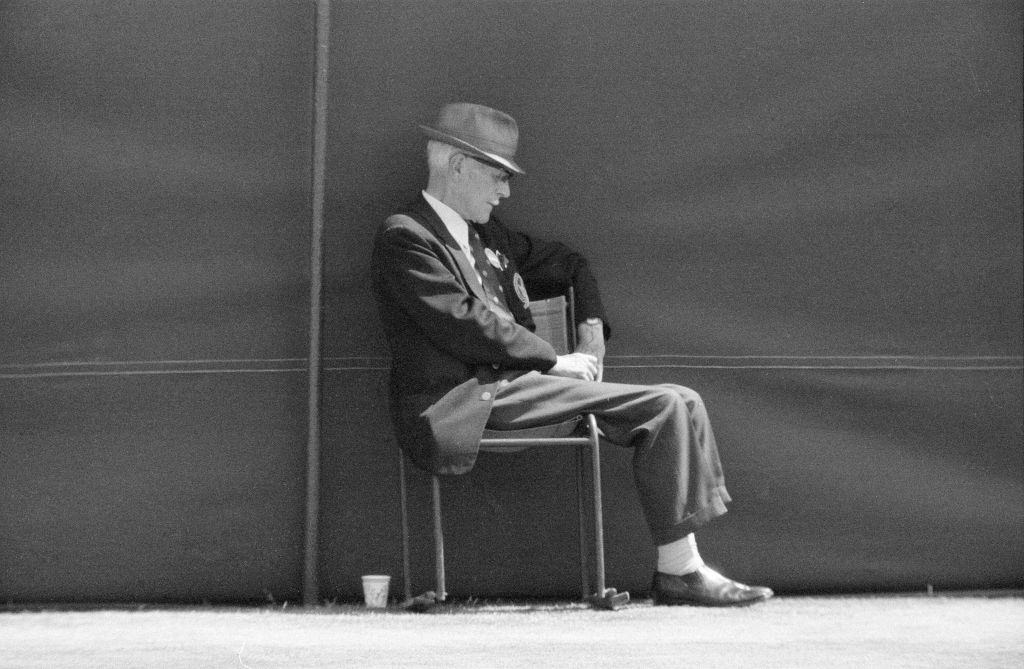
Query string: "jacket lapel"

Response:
xmin=409 ymin=196 xmax=488 ymax=303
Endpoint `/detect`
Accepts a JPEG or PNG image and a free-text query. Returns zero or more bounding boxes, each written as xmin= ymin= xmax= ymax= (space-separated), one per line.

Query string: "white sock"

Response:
xmin=656 ymin=533 xmax=705 ymax=576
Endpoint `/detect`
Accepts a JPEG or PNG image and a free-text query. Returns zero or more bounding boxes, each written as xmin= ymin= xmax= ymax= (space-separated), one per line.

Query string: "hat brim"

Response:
xmin=419 ymin=125 xmax=525 ymax=175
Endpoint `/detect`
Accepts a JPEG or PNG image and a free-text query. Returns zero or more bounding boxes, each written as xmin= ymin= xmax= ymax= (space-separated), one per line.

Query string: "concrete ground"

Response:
xmin=2 ymin=594 xmax=1022 ymax=668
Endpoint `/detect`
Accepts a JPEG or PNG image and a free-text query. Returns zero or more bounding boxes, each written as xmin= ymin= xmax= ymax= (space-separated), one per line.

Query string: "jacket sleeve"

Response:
xmin=493 ymin=218 xmax=611 ymax=339
xmin=373 ymin=221 xmax=558 ymax=371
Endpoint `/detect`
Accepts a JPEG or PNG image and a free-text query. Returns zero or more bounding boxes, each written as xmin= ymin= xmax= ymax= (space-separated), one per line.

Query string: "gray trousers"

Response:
xmin=486 ymin=371 xmax=731 ymax=545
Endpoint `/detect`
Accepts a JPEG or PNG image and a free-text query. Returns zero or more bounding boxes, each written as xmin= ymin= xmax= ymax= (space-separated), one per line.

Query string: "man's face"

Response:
xmin=452 ymin=154 xmax=512 ymax=223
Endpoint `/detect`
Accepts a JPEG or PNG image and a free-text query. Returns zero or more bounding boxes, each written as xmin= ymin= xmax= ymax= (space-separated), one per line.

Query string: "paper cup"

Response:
xmin=361 ymin=574 xmax=391 ymax=609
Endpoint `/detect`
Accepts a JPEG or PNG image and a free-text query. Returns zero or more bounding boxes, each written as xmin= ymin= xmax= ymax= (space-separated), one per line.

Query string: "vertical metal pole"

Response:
xmin=303 ymin=0 xmax=331 ymax=607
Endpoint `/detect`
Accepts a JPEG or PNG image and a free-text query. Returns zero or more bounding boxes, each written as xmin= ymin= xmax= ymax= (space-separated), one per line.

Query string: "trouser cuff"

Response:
xmin=648 ymin=486 xmax=730 ymax=546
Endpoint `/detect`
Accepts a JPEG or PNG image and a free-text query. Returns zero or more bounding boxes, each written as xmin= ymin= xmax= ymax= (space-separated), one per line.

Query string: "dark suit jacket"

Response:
xmin=371 ymin=194 xmax=608 ymax=474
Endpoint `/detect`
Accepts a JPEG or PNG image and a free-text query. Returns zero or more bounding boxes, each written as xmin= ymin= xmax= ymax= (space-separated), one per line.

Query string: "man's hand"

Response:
xmin=549 ymin=352 xmax=599 ymax=381
xmin=575 ymin=318 xmax=605 ymax=382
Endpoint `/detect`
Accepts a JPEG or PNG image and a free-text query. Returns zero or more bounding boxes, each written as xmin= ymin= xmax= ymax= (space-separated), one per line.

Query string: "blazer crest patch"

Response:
xmin=512 ymin=272 xmax=530 ymax=308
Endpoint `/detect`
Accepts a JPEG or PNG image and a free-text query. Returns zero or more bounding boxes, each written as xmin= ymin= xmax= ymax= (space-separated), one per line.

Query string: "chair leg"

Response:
xmin=589 ymin=416 xmax=607 ymax=596
xmin=398 ymin=453 xmax=413 ymax=603
xmin=575 ymin=444 xmax=590 ymax=600
xmin=431 ymin=474 xmax=447 ymax=602
xmin=587 ymin=414 xmax=629 ymax=610
xmin=398 ymin=458 xmax=444 ymax=612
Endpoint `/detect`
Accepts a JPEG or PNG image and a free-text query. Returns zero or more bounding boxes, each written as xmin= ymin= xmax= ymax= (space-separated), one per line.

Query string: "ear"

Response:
xmin=449 ymin=152 xmax=468 ymax=176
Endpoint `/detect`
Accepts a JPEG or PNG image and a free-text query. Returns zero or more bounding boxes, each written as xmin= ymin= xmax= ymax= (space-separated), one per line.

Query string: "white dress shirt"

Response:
xmin=422 ymin=190 xmax=484 ymax=287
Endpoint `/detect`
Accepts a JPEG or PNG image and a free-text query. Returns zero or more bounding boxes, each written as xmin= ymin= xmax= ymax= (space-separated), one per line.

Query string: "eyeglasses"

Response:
xmin=461 ymin=153 xmax=513 ymax=183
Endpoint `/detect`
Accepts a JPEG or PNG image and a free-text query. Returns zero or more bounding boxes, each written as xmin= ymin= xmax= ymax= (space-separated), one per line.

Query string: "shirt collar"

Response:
xmin=422 ymin=190 xmax=470 ymax=250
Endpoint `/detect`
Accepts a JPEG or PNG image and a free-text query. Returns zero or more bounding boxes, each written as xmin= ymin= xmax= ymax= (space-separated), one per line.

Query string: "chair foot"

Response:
xmin=588 ymin=587 xmax=630 ymax=610
xmin=402 ymin=590 xmax=444 ymax=613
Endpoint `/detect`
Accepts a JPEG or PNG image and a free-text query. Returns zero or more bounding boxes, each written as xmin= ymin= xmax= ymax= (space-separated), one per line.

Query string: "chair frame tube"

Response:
xmin=398 ymin=453 xmax=413 ymax=602
xmin=431 ymin=474 xmax=447 ymax=602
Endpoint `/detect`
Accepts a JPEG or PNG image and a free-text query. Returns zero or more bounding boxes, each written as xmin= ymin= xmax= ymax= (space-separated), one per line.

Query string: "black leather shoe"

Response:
xmin=652 ymin=567 xmax=773 ymax=607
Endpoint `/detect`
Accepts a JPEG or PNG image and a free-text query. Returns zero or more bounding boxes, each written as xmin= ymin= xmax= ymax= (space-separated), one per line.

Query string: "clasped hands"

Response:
xmin=549 ymin=352 xmax=600 ymax=381
xmin=548 ymin=319 xmax=605 ymax=382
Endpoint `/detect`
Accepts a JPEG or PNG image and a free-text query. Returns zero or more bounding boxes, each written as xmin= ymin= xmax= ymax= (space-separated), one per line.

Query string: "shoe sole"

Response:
xmin=652 ymin=592 xmax=773 ymax=607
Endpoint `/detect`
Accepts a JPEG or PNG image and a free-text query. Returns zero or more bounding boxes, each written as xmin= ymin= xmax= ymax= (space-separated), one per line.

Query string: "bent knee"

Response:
xmin=641 ymin=386 xmax=689 ymax=417
xmin=660 ymin=384 xmax=704 ymax=412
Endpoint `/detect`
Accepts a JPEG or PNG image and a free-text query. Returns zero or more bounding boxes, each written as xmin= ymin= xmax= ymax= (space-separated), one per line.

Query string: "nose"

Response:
xmin=497 ymin=179 xmax=510 ymax=199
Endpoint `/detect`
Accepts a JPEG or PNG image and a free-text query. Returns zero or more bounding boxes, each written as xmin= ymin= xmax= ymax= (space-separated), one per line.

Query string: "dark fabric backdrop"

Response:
xmin=321 ymin=0 xmax=1022 ymax=597
xmin=2 ymin=0 xmax=1020 ymax=603
xmin=1 ymin=0 xmax=314 ymax=603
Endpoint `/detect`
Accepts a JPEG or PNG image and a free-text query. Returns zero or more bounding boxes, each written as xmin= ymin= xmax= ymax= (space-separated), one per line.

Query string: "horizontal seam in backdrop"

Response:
xmin=1 ymin=356 xmax=1021 ymax=378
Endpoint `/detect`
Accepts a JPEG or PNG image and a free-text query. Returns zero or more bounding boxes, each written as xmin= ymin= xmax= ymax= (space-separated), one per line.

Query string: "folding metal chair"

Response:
xmin=397 ymin=290 xmax=629 ymax=610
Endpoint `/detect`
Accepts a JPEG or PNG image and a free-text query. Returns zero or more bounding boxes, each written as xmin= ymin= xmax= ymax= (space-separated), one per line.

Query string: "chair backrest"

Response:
xmin=479 ymin=291 xmax=582 ymax=445
xmin=529 ymin=295 xmax=572 ymax=355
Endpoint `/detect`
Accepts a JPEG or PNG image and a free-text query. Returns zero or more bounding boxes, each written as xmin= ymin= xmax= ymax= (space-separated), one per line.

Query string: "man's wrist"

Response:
xmin=576 ymin=319 xmax=605 ymax=356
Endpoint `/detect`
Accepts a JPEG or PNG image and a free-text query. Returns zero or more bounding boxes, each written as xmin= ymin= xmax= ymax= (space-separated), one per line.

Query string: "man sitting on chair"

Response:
xmin=371 ymin=102 xmax=773 ymax=607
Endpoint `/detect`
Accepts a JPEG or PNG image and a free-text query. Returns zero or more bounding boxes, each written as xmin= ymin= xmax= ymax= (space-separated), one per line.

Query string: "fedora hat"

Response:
xmin=420 ymin=102 xmax=525 ymax=175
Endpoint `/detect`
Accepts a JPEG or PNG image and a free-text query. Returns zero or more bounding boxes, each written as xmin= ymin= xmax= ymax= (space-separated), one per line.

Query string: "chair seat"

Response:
xmin=480 ymin=416 xmax=583 ymax=452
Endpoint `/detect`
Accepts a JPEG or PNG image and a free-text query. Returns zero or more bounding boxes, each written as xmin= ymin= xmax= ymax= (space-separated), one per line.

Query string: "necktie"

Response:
xmin=467 ymin=226 xmax=513 ymax=319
